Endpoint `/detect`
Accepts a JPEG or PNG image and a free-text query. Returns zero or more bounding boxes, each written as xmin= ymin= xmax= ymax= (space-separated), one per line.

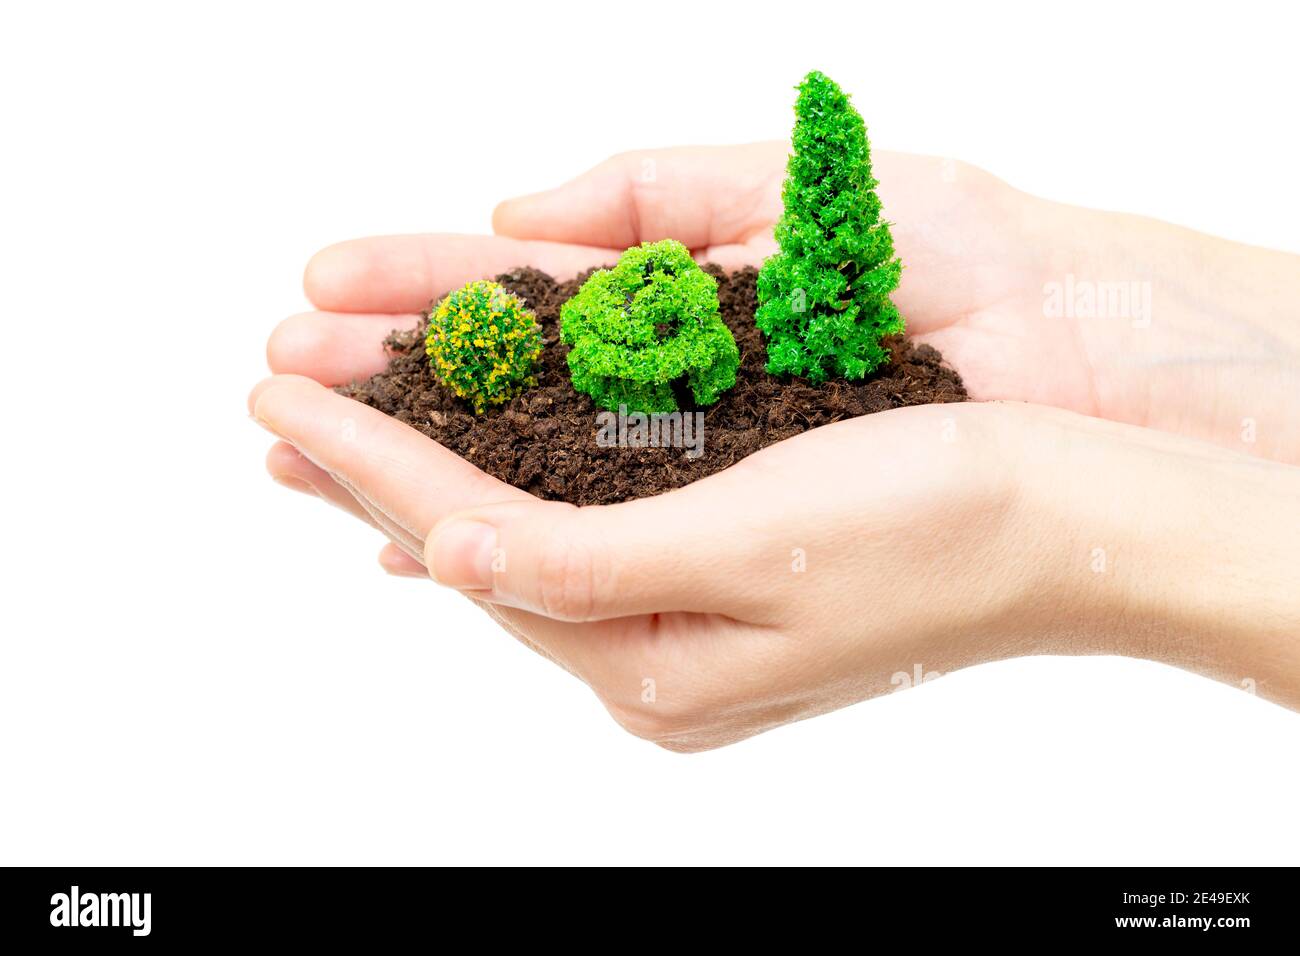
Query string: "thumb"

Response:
xmin=492 ymin=154 xmax=643 ymax=250
xmin=492 ymin=144 xmax=784 ymax=252
xmin=423 ymin=495 xmax=763 ymax=623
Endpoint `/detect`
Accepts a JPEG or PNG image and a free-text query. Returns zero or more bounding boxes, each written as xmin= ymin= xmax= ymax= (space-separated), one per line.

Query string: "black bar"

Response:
xmin=0 ymin=866 xmax=1291 ymax=945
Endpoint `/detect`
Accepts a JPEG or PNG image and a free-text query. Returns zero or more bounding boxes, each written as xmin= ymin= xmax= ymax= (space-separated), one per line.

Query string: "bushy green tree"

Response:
xmin=756 ymin=70 xmax=904 ymax=382
xmin=560 ymin=239 xmax=739 ymax=413
xmin=425 ymin=280 xmax=543 ymax=413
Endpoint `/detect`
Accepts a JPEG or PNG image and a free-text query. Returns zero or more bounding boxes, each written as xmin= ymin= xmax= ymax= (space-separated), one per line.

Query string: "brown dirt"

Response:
xmin=337 ymin=265 xmax=967 ymax=505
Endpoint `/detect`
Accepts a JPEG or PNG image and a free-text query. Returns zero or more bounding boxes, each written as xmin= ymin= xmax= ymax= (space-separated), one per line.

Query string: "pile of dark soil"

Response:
xmin=337 ymin=265 xmax=966 ymax=506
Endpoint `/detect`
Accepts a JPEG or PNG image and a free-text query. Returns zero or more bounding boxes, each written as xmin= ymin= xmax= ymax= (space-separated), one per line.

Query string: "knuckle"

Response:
xmin=609 ymin=149 xmax=646 ymax=172
xmin=535 ymin=532 xmax=597 ymax=621
xmin=266 ymin=313 xmax=316 ymax=368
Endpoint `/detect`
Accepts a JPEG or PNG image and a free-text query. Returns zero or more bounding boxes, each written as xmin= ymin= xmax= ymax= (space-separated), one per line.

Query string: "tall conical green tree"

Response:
xmin=756 ymin=71 xmax=903 ymax=382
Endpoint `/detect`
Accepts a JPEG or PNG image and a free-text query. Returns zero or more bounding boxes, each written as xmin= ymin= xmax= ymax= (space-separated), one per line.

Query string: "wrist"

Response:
xmin=1029 ymin=408 xmax=1300 ymax=704
xmin=1033 ymin=197 xmax=1300 ymax=464
xmin=1138 ymin=457 xmax=1300 ymax=708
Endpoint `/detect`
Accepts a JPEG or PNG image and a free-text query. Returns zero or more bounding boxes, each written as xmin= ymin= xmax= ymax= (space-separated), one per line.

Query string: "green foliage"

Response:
xmin=560 ymin=239 xmax=739 ymax=413
xmin=425 ymin=280 xmax=543 ymax=414
xmin=756 ymin=70 xmax=904 ymax=382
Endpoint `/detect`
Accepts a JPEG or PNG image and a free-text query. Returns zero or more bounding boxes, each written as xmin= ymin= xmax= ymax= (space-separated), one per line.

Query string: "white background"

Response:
xmin=2 ymin=1 xmax=1297 ymax=865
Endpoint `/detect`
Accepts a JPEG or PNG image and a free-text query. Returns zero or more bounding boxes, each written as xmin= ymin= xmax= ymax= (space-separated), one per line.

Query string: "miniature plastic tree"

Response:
xmin=756 ymin=70 xmax=904 ymax=382
xmin=425 ymin=280 xmax=544 ymax=413
xmin=560 ymin=239 xmax=739 ymax=413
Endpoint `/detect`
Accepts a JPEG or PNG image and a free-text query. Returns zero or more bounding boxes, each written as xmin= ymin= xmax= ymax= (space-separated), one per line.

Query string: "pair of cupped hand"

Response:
xmin=250 ymin=143 xmax=1300 ymax=750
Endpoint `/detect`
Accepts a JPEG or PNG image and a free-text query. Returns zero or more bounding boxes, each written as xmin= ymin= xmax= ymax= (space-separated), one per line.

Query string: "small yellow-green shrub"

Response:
xmin=425 ymin=280 xmax=544 ymax=413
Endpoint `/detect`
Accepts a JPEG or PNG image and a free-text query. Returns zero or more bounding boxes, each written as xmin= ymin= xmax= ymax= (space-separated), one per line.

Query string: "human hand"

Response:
xmin=254 ymin=144 xmax=1300 ymax=748
xmin=250 ymin=375 xmax=1300 ymax=750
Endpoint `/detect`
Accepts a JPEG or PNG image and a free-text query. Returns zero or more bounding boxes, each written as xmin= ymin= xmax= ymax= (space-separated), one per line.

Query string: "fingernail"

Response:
xmin=273 ymin=474 xmax=316 ymax=495
xmin=250 ymin=412 xmax=287 ymax=440
xmin=429 ymin=520 xmax=497 ymax=590
xmin=383 ymin=563 xmax=428 ymax=579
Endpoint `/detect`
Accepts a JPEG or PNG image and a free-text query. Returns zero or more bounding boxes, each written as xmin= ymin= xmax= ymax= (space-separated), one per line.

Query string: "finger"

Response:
xmin=371 ymin=546 xmax=665 ymax=697
xmin=492 ymin=143 xmax=788 ymax=252
xmin=378 ymin=542 xmax=427 ymax=578
xmin=480 ymin=601 xmax=664 ymax=689
xmin=266 ymin=439 xmax=426 ymax=557
xmin=271 ymin=474 xmax=315 ymax=496
xmin=253 ymin=377 xmax=765 ymax=702
xmin=267 ymin=432 xmax=426 ymax=559
xmin=381 ymin=540 xmax=685 ymax=694
xmin=378 ymin=541 xmax=653 ymax=696
xmin=268 ymin=311 xmax=420 ymax=385
xmin=423 ymin=492 xmax=773 ymax=623
xmin=252 ymin=375 xmax=503 ymax=559
xmin=695 ymin=238 xmax=777 ymax=272
xmin=249 ymin=375 xmax=531 ymax=545
xmin=303 ymin=234 xmax=618 ymax=314
xmin=265 ymin=440 xmax=378 ymax=528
